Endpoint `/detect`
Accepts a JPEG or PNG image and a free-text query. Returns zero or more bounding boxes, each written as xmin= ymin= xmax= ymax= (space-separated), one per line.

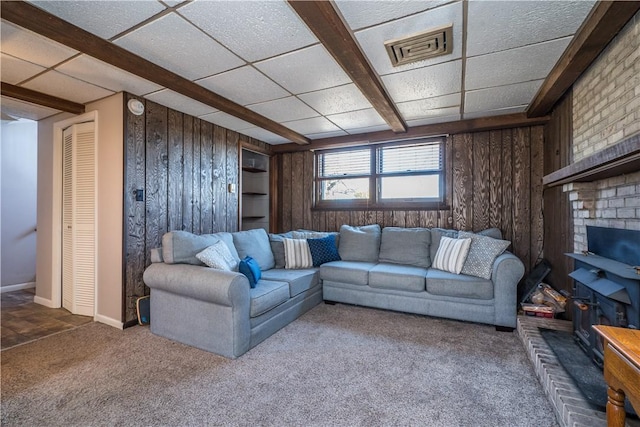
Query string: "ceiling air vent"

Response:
xmin=385 ymin=24 xmax=453 ymax=67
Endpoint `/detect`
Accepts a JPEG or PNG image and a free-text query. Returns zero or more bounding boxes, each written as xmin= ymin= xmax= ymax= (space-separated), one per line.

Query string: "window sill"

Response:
xmin=312 ymin=203 xmax=450 ymax=212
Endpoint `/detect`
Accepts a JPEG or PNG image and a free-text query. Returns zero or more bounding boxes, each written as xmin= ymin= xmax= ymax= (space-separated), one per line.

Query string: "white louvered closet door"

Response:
xmin=62 ymin=122 xmax=96 ymax=316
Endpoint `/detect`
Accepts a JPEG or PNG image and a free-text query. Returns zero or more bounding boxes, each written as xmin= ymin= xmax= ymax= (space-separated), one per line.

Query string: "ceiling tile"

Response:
xmin=346 ymin=124 xmax=392 ymax=135
xmin=407 ymin=114 xmax=461 ymax=127
xmin=464 ymin=80 xmax=543 ymax=113
xmin=463 ymin=106 xmax=527 ymax=120
xmin=354 ymin=2 xmax=463 ymax=76
xmin=114 ymin=13 xmax=244 ymax=80
xmin=1 ymin=53 xmax=46 ymax=85
xmin=282 ymin=117 xmax=342 ymax=136
xmin=297 ymin=84 xmax=373 ymax=116
xmin=0 ymin=96 xmax=62 ymax=121
xmin=466 ymin=38 xmax=571 ymax=91
xmin=335 ymin=0 xmax=452 ymax=31
xmin=307 ymin=130 xmax=348 ymax=140
xmin=23 ymin=70 xmax=114 ymax=104
xmin=196 ymin=66 xmax=289 ymax=106
xmin=327 ymin=108 xmax=387 ymax=130
xmin=255 ymin=45 xmax=351 ymax=94
xmin=56 ymin=54 xmax=163 ymax=95
xmin=0 ymin=21 xmax=78 ymax=67
xmin=396 ymin=93 xmax=460 ymax=120
xmin=199 ymin=111 xmax=253 ymax=132
xmin=247 ymin=97 xmax=319 ymax=123
xmin=382 ymin=60 xmax=461 ymax=103
xmin=239 ymin=127 xmax=290 ymax=145
xmin=466 ymin=0 xmax=596 ymax=57
xmin=179 ymin=0 xmax=317 ymax=62
xmin=29 ymin=0 xmax=166 ymax=40
xmin=145 ymin=89 xmax=218 ymax=117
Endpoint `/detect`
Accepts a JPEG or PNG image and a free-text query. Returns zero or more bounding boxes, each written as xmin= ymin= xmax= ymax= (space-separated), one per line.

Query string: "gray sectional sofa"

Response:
xmin=143 ymin=225 xmax=524 ymax=358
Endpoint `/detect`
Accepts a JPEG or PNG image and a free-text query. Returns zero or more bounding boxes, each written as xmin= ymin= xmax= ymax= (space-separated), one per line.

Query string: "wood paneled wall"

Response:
xmin=274 ymin=126 xmax=545 ymax=274
xmin=122 ymin=93 xmax=264 ymax=325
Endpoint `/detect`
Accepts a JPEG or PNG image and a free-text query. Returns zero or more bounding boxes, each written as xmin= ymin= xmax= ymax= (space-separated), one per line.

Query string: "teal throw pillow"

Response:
xmin=239 ymin=256 xmax=261 ymax=288
xmin=307 ymin=235 xmax=341 ymax=267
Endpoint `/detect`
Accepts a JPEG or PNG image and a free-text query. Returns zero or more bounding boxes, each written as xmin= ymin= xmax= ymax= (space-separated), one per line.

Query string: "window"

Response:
xmin=314 ymin=138 xmax=445 ymax=208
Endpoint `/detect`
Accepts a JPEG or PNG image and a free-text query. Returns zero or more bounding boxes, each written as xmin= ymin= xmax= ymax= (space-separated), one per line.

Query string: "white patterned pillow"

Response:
xmin=459 ymin=231 xmax=511 ymax=279
xmin=432 ymin=236 xmax=472 ymax=274
xmin=283 ymin=238 xmax=313 ymax=269
xmin=195 ymin=240 xmax=238 ymax=271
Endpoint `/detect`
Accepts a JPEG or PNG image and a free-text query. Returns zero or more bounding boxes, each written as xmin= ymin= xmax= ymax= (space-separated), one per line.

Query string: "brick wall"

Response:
xmin=567 ymin=11 xmax=640 ymax=252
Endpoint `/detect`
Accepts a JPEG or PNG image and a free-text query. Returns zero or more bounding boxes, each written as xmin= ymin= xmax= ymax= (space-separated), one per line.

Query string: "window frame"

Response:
xmin=313 ymin=137 xmax=447 ymax=210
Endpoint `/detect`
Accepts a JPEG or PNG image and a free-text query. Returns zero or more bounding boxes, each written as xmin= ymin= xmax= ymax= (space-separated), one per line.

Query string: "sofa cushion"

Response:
xmin=195 ymin=240 xmax=238 ymax=271
xmin=162 ymin=231 xmax=220 ymax=265
xmin=233 ymin=228 xmax=275 ymax=271
xmin=283 ymin=238 xmax=313 ymax=269
xmin=338 ymin=224 xmax=381 ymax=263
xmin=459 ymin=231 xmax=511 ymax=279
xmin=269 ymin=232 xmax=293 ymax=269
xmin=249 ymin=280 xmax=290 ymax=317
xmin=378 ymin=227 xmax=431 ymax=268
xmin=239 ymin=256 xmax=261 ymax=288
xmin=307 ymin=235 xmax=341 ymax=266
xmin=293 ymin=230 xmax=340 ymax=247
xmin=432 ymin=236 xmax=472 ymax=274
xmin=426 ymin=269 xmax=494 ymax=300
xmin=261 ymin=268 xmax=319 ymax=297
xmin=319 ymin=261 xmax=377 ymax=286
xmin=429 ymin=228 xmax=459 ymax=262
xmin=369 ymin=263 xmax=427 ymax=292
xmin=477 ymin=228 xmax=503 ymax=240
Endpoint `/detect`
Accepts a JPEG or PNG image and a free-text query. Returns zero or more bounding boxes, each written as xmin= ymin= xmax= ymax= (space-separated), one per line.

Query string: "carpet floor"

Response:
xmin=1 ymin=303 xmax=557 ymax=427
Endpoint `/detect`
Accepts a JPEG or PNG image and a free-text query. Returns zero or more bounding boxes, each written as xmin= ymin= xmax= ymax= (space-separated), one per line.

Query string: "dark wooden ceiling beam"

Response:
xmin=1 ymin=1 xmax=310 ymax=145
xmin=288 ymin=0 xmax=407 ymax=134
xmin=272 ymin=112 xmax=549 ymax=153
xmin=1 ymin=82 xmax=85 ymax=114
xmin=527 ymin=1 xmax=640 ymax=117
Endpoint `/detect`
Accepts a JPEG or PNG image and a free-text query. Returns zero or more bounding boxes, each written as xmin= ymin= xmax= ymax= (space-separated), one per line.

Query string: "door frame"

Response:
xmin=50 ymin=111 xmax=98 ymax=313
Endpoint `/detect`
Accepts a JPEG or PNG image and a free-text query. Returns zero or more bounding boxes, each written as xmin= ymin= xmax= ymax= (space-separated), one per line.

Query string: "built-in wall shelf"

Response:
xmin=242 ymin=167 xmax=267 ymax=174
xmin=242 ymin=216 xmax=266 ymax=220
xmin=240 ymin=149 xmax=269 ymax=232
xmin=242 ymin=192 xmax=267 ymax=196
xmin=543 ymin=133 xmax=640 ymax=187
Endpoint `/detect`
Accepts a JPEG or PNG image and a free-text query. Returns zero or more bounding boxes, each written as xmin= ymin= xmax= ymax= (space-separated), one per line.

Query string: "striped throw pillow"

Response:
xmin=283 ymin=238 xmax=313 ymax=269
xmin=432 ymin=236 xmax=472 ymax=274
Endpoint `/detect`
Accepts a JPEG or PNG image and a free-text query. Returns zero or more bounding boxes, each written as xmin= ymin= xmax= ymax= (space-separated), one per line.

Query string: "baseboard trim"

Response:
xmin=34 ymin=295 xmax=57 ymax=308
xmin=1 ymin=282 xmax=36 ymax=293
xmin=95 ymin=314 xmax=124 ymax=330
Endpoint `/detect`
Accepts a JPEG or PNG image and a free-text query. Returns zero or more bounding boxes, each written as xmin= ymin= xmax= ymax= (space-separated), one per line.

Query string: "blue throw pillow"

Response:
xmin=307 ymin=235 xmax=341 ymax=267
xmin=239 ymin=256 xmax=261 ymax=288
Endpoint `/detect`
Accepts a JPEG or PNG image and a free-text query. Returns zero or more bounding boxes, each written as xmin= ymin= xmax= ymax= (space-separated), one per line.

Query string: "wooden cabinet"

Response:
xmin=241 ymin=149 xmax=269 ymax=231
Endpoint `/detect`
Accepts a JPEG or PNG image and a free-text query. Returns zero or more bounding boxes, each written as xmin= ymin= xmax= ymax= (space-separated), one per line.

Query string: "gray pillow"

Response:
xmin=338 ymin=224 xmax=381 ymax=263
xmin=429 ymin=228 xmax=459 ymax=262
xmin=233 ymin=228 xmax=275 ymax=270
xmin=458 ymin=231 xmax=511 ymax=279
xmin=378 ymin=227 xmax=432 ymax=268
xmin=477 ymin=228 xmax=503 ymax=240
xmin=269 ymin=232 xmax=293 ymax=269
xmin=214 ymin=231 xmax=241 ymax=264
xmin=161 ymin=231 xmax=220 ymax=265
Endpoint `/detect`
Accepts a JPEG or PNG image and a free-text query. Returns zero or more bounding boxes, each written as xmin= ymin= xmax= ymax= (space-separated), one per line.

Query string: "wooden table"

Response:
xmin=593 ymin=326 xmax=640 ymax=427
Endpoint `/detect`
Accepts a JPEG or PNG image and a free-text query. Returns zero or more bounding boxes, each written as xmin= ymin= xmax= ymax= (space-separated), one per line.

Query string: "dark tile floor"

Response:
xmin=1 ymin=288 xmax=93 ymax=350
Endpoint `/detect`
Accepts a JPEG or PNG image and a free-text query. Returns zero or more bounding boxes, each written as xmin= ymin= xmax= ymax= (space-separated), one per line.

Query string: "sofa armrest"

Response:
xmin=491 ymin=252 xmax=525 ymax=328
xmin=143 ymin=263 xmax=250 ymax=306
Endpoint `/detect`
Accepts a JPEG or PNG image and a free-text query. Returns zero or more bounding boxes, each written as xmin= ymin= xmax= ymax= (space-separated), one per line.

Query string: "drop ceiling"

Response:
xmin=1 ymin=0 xmax=596 ymax=145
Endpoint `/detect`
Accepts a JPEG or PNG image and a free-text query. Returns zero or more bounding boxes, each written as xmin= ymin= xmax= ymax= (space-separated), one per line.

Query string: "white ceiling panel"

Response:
xmin=346 ymin=124 xmax=392 ymax=135
xmin=199 ymin=111 xmax=253 ymax=132
xmin=306 ymin=130 xmax=348 ymax=140
xmin=23 ymin=70 xmax=114 ymax=104
xmin=463 ymin=106 xmax=527 ymax=120
xmin=0 ymin=21 xmax=78 ymax=67
xmin=239 ymin=127 xmax=290 ymax=145
xmin=396 ymin=93 xmax=460 ymax=120
xmin=327 ymin=108 xmax=387 ymax=130
xmin=1 ymin=96 xmax=62 ymax=121
xmin=407 ymin=114 xmax=461 ymax=128
xmin=1 ymin=53 xmax=47 ymax=85
xmin=382 ymin=60 xmax=461 ymax=103
xmin=335 ymin=0 xmax=452 ymax=31
xmin=145 ymin=89 xmax=218 ymax=117
xmin=355 ymin=2 xmax=463 ymax=76
xmin=56 ymin=54 xmax=163 ymax=95
xmin=179 ymin=0 xmax=317 ymax=62
xmin=464 ymin=80 xmax=543 ymax=113
xmin=466 ymin=38 xmax=571 ymax=91
xmin=248 ymin=97 xmax=319 ymax=123
xmin=297 ymin=84 xmax=373 ymax=116
xmin=196 ymin=66 xmax=289 ymax=106
xmin=29 ymin=1 xmax=166 ymax=40
xmin=466 ymin=0 xmax=595 ymax=57
xmin=282 ymin=117 xmax=342 ymax=136
xmin=255 ymin=45 xmax=352 ymax=94
xmin=114 ymin=13 xmax=244 ymax=80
